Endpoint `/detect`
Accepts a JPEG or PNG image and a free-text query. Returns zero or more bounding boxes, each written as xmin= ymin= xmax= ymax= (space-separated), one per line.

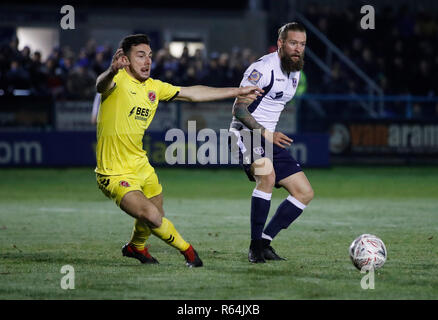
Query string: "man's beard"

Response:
xmin=280 ymin=48 xmax=304 ymax=73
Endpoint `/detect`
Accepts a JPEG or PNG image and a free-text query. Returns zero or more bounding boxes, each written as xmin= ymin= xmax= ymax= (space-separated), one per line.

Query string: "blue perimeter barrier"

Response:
xmin=0 ymin=131 xmax=329 ymax=168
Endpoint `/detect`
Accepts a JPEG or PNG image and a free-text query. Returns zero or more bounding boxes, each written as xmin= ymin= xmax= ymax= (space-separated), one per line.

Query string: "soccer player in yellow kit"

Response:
xmin=95 ymin=34 xmax=262 ymax=267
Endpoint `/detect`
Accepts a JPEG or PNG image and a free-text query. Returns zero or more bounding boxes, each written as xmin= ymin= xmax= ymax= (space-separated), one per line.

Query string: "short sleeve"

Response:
xmin=155 ymin=79 xmax=180 ymax=102
xmin=240 ymin=60 xmax=269 ymax=89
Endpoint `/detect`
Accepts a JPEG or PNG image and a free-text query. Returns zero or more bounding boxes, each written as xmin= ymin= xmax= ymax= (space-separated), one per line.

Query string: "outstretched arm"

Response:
xmin=175 ymin=85 xmax=263 ymax=103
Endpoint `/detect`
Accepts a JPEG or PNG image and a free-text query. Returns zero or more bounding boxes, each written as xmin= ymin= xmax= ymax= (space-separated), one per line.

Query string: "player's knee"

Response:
xmin=255 ymin=173 xmax=275 ymax=193
xmin=157 ymin=206 xmax=165 ymax=217
xmin=146 ymin=216 xmax=162 ymax=229
xmin=252 ymin=157 xmax=274 ymax=177
xmin=307 ymin=188 xmax=315 ymax=203
xmin=151 ymin=217 xmax=162 ymax=229
xmin=263 ymin=173 xmax=276 ymax=188
xmin=138 ymin=206 xmax=162 ymax=228
xmin=300 ymin=187 xmax=314 ymax=205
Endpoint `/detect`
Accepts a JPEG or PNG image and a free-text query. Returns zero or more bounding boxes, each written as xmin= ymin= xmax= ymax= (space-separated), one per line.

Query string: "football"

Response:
xmin=349 ymin=234 xmax=387 ymax=270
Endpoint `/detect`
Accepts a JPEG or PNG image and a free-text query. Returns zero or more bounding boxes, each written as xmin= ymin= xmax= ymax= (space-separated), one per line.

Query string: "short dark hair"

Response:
xmin=278 ymin=22 xmax=306 ymax=40
xmin=120 ymin=34 xmax=151 ymax=54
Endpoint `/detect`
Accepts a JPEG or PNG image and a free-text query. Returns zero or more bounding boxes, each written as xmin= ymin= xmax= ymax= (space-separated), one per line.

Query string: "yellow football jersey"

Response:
xmin=95 ymin=68 xmax=180 ymax=175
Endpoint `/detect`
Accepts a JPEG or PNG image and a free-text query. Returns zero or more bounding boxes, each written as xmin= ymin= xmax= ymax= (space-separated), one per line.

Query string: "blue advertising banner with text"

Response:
xmin=0 ymin=131 xmax=329 ymax=168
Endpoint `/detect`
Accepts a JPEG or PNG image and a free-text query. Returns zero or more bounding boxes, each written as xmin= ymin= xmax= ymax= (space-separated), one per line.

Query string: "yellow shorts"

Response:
xmin=96 ymin=163 xmax=162 ymax=206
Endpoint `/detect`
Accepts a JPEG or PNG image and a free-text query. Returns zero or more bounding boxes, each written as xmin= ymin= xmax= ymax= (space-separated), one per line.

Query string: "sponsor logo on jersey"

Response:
xmin=148 ymin=90 xmax=156 ymax=103
xmin=119 ymin=181 xmax=131 ymax=188
xmin=248 ymin=69 xmax=263 ymax=85
xmin=128 ymin=106 xmax=151 ymax=121
xmin=292 ymin=78 xmax=297 ymax=88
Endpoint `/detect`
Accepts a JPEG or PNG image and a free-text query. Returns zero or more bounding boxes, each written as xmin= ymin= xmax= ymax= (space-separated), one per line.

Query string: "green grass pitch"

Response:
xmin=0 ymin=166 xmax=437 ymax=299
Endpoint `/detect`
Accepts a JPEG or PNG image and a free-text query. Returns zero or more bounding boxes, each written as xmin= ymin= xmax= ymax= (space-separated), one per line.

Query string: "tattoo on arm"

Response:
xmin=233 ymin=101 xmax=266 ymax=134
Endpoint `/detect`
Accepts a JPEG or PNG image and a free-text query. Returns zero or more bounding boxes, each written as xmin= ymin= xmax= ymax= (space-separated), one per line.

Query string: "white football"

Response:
xmin=349 ymin=234 xmax=387 ymax=270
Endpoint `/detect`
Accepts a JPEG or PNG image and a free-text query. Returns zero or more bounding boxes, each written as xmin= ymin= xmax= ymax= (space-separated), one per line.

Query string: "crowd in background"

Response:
xmin=0 ymin=4 xmax=437 ymax=102
xmin=0 ymin=38 xmax=111 ymax=100
xmin=0 ymin=37 xmax=261 ymax=100
xmin=303 ymin=4 xmax=437 ymax=96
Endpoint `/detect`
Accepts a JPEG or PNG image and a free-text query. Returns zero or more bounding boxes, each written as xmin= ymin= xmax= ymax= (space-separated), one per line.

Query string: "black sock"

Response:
xmin=250 ymin=189 xmax=272 ymax=240
xmin=261 ymin=238 xmax=271 ymax=248
xmin=263 ymin=195 xmax=306 ymax=240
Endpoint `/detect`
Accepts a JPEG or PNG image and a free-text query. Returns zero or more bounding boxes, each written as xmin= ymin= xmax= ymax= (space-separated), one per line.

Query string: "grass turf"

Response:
xmin=0 ymin=166 xmax=437 ymax=299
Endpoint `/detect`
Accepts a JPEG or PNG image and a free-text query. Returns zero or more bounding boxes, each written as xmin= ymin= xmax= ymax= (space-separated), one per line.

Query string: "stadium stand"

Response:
xmin=0 ymin=5 xmax=437 ymax=101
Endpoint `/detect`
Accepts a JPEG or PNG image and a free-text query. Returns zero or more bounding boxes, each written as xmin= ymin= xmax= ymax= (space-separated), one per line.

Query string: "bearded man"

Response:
xmin=229 ymin=22 xmax=314 ymax=263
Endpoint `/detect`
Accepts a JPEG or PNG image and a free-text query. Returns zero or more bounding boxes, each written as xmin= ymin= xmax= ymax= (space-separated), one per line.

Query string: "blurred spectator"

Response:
xmin=204 ymin=53 xmax=222 ymax=87
xmin=45 ymin=58 xmax=65 ymax=98
xmin=6 ymin=37 xmax=21 ymax=62
xmin=6 ymin=60 xmax=31 ymax=91
xmin=161 ymin=69 xmax=177 ymax=86
xmin=76 ymin=48 xmax=91 ymax=69
xmin=181 ymin=45 xmax=189 ymax=60
xmin=60 ymin=56 xmax=75 ymax=79
xmin=66 ymin=62 xmax=96 ymax=100
xmin=176 ymin=55 xmax=189 ymax=80
xmin=217 ymin=52 xmax=231 ymax=85
xmin=20 ymin=46 xmax=32 ymax=69
xmin=29 ymin=51 xmax=49 ymax=96
xmin=180 ymin=66 xmax=198 ymax=86
xmin=91 ymin=50 xmax=108 ymax=76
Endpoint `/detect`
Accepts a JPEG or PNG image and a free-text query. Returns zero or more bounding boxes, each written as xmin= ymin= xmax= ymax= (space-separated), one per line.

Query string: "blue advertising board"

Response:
xmin=0 ymin=131 xmax=329 ymax=168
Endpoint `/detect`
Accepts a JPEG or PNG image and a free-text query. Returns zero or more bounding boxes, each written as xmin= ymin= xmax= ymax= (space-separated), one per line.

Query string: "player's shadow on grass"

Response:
xmin=0 ymin=252 xmax=145 ymax=268
xmin=206 ymin=257 xmax=300 ymax=277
